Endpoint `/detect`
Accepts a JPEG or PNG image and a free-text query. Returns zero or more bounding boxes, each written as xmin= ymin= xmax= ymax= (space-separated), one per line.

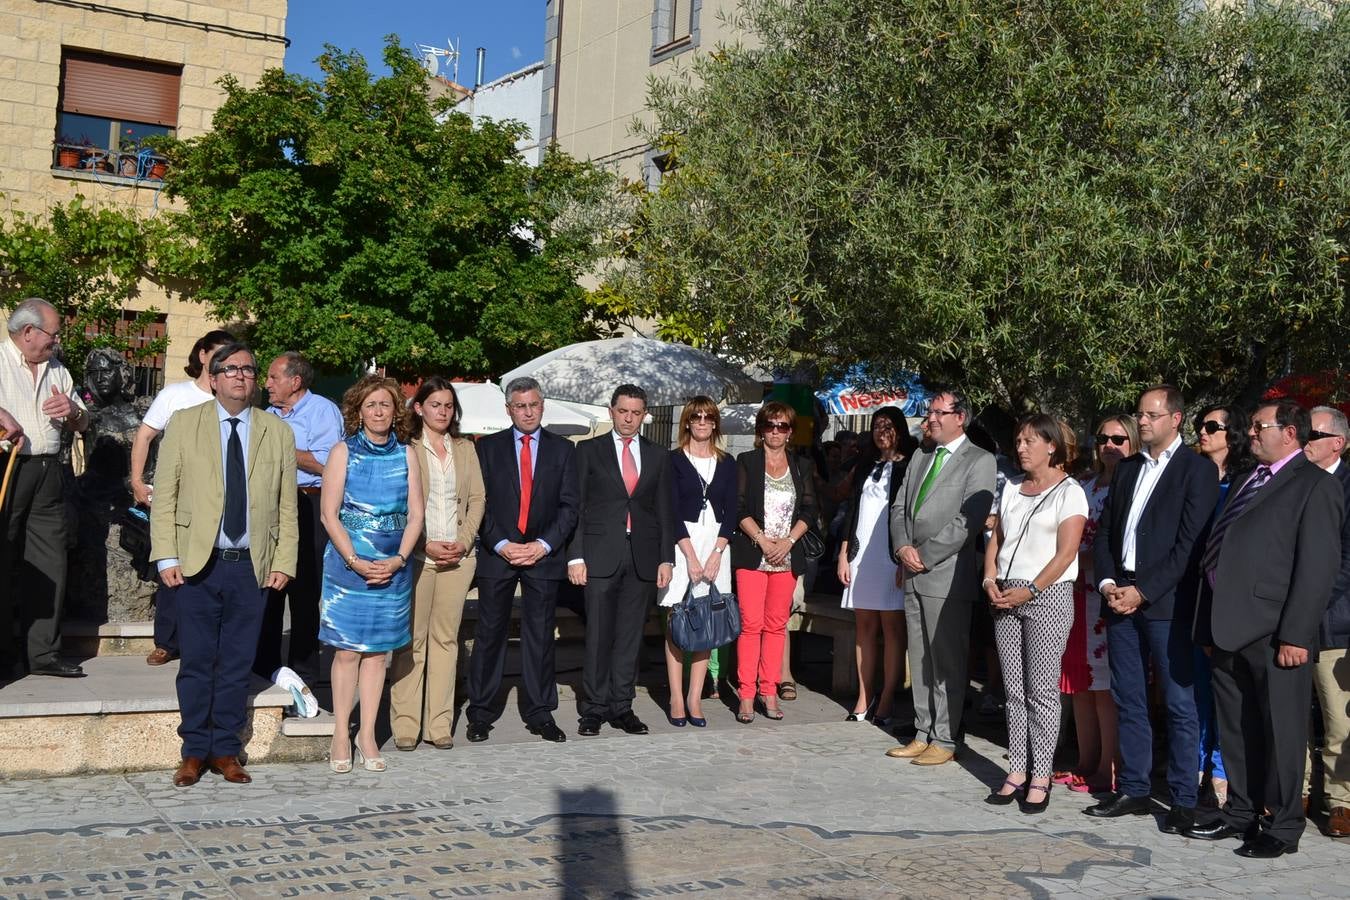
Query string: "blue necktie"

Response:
xmin=223 ymin=417 xmax=247 ymax=541
xmin=1200 ymin=465 xmax=1271 ymax=575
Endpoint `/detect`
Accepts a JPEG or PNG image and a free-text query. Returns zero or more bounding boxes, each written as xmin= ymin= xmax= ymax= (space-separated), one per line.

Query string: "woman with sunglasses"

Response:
xmin=1189 ymin=403 xmax=1254 ymax=806
xmin=837 ymin=407 xmax=918 ymax=726
xmin=658 ymin=397 xmax=737 ymax=726
xmin=1055 ymin=414 xmax=1136 ymax=795
xmin=731 ymin=401 xmax=818 ymax=723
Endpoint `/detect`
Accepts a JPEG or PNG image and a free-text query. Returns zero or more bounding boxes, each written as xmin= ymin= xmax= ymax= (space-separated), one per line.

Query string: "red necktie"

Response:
xmin=622 ymin=437 xmax=638 ymax=531
xmin=517 ymin=433 xmax=533 ymax=535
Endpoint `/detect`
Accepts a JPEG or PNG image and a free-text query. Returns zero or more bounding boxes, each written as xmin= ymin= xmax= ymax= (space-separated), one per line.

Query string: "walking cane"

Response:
xmin=0 ymin=430 xmax=23 ymax=513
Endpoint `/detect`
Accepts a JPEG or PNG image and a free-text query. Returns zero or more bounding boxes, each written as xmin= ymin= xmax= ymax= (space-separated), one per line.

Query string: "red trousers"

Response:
xmin=734 ymin=569 xmax=796 ymax=700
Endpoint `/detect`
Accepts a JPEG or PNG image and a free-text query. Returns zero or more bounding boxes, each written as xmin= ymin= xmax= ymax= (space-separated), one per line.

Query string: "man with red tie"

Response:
xmin=568 ymin=384 xmax=674 ymax=737
xmin=465 ymin=376 xmax=579 ymax=744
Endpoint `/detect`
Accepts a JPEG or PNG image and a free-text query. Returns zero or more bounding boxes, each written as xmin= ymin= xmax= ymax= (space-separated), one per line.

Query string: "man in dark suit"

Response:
xmin=1086 ymin=385 xmax=1218 ymax=833
xmin=1302 ymin=406 xmax=1350 ymax=837
xmin=568 ymin=384 xmax=674 ymax=737
xmin=1183 ymin=399 xmax=1343 ymax=857
xmin=466 ymin=376 xmax=579 ymax=744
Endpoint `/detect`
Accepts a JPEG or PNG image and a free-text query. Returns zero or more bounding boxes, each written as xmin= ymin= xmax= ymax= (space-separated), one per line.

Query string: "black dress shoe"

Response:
xmin=577 ymin=716 xmax=603 ymax=736
xmin=30 ymin=661 xmax=85 ymax=678
xmin=465 ymin=722 xmax=490 ymax=743
xmin=1161 ymin=805 xmax=1196 ymax=834
xmin=1183 ymin=820 xmax=1252 ymax=841
xmin=1235 ymin=832 xmax=1298 ymax=858
xmin=1084 ymin=793 xmax=1154 ymax=818
xmin=527 ymin=721 xmax=567 ymax=743
xmin=610 ymin=712 xmax=649 ymax=735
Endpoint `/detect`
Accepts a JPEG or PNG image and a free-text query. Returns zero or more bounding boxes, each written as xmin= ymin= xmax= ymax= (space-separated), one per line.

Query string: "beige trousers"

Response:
xmin=389 ymin=556 xmax=476 ymax=744
xmin=1307 ymin=648 xmax=1350 ymax=807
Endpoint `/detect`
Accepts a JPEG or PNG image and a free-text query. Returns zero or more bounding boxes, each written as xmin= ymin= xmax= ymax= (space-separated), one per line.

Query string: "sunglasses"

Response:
xmin=1094 ymin=433 xmax=1129 ymax=447
xmin=690 ymin=412 xmax=717 ymax=422
xmin=763 ymin=422 xmax=793 ymax=434
xmin=1198 ymin=420 xmax=1228 ymax=435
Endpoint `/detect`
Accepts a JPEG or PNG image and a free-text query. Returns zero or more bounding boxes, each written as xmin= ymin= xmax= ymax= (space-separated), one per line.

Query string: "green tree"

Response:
xmin=614 ymin=0 xmax=1350 ymax=413
xmin=157 ymin=39 xmax=617 ymax=377
xmin=0 ymin=198 xmax=164 ymax=381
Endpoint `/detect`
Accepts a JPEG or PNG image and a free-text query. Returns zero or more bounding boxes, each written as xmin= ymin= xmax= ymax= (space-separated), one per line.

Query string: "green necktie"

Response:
xmin=913 ymin=446 xmax=949 ymax=513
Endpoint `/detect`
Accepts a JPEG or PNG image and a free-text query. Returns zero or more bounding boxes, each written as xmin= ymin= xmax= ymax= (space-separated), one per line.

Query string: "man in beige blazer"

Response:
xmin=151 ymin=342 xmax=298 ymax=787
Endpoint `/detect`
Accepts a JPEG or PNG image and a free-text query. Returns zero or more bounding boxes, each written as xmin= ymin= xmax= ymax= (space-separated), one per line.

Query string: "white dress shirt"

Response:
xmin=421 ymin=434 xmax=458 ymax=545
xmin=0 ymin=337 xmax=86 ymax=455
xmin=1099 ymin=433 xmax=1182 ymax=590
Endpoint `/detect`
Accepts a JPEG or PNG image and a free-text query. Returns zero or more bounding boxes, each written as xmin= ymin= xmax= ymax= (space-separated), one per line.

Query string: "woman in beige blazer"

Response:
xmin=389 ymin=377 xmax=486 ymax=749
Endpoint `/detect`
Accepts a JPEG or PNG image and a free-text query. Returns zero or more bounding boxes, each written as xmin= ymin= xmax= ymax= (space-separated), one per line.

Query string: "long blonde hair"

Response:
xmin=677 ymin=395 xmax=726 ymax=459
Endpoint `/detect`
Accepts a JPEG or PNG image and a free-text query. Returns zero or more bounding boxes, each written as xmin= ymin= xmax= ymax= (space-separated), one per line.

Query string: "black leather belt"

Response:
xmin=214 ymin=548 xmax=251 ymax=561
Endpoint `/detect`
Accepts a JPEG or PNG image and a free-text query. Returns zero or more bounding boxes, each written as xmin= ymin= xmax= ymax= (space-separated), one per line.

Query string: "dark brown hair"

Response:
xmin=1016 ymin=413 xmax=1069 ymax=470
xmin=410 ymin=376 xmax=462 ymax=440
xmin=754 ymin=400 xmax=796 ymax=448
xmin=184 ymin=329 xmax=234 ymax=378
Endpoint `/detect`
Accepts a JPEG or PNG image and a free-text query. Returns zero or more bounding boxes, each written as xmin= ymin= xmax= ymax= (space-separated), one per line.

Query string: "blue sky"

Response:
xmin=284 ymin=1 xmax=546 ymax=86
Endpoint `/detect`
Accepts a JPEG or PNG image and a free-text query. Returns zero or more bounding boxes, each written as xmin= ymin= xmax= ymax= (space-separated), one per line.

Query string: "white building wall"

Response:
xmin=454 ymin=62 xmax=545 ymax=165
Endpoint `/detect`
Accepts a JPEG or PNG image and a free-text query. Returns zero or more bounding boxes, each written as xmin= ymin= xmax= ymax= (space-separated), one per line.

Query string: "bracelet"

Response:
xmin=982 ymin=577 xmax=996 ymax=588
xmin=394 ymin=552 xmax=406 ymax=564
xmin=787 ymin=535 xmax=797 ymax=545
xmin=1027 ymin=583 xmax=1043 ymax=600
xmin=344 ymin=554 xmax=358 ymax=569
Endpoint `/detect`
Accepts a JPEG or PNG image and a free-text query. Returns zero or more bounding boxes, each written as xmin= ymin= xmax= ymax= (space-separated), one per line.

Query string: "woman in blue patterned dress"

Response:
xmin=319 ymin=375 xmax=424 ymax=774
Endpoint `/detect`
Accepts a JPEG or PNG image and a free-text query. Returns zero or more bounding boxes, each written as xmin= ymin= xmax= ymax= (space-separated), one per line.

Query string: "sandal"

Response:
xmin=1068 ymin=774 xmax=1092 ymax=793
xmin=777 ymin=681 xmax=798 ymax=701
xmin=1051 ymin=770 xmax=1077 ymax=786
xmin=756 ymin=696 xmax=785 ymax=720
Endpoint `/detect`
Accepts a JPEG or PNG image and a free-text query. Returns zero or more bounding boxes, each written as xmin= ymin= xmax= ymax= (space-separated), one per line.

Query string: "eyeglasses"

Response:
xmin=1250 ymin=421 xmax=1285 ymax=433
xmin=1198 ymin=420 xmax=1229 ymax=435
xmin=214 ymin=364 xmax=258 ymax=379
xmin=763 ymin=422 xmax=793 ymax=434
xmin=1095 ymin=433 xmax=1129 ymax=447
xmin=1134 ymin=410 xmax=1169 ymax=421
xmin=690 ymin=412 xmax=716 ymax=422
xmin=28 ymin=324 xmax=60 ymax=341
xmin=926 ymin=408 xmax=959 ymax=419
xmin=509 ymin=401 xmax=543 ymax=412
xmin=1308 ymin=430 xmax=1341 ymax=441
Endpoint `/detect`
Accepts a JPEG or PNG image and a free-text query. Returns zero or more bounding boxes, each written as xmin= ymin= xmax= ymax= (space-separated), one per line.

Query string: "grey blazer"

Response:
xmin=890 ymin=437 xmax=996 ymax=599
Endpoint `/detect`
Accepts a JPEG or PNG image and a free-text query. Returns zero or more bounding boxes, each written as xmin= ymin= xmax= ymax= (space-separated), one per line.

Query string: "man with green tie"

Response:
xmin=887 ymin=388 xmax=996 ymax=766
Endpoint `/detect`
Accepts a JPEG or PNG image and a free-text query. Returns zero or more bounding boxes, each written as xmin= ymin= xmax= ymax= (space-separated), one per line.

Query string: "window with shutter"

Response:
xmin=54 ymin=49 xmax=182 ymax=176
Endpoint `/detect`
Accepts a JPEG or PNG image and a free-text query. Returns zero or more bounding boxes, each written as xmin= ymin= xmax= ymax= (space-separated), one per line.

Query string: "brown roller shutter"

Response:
xmin=61 ymin=50 xmax=181 ymax=127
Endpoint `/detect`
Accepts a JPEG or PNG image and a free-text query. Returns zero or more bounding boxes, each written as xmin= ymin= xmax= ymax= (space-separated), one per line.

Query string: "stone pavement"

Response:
xmin=2 ymin=694 xmax=1346 ymax=900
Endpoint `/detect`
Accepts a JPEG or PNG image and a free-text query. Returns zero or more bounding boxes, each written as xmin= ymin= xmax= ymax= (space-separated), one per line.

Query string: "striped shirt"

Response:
xmin=0 ymin=337 xmax=86 ymax=455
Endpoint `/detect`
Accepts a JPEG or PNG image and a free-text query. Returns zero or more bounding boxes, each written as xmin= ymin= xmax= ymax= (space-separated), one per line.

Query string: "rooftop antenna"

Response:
xmin=415 ymin=38 xmax=460 ymax=82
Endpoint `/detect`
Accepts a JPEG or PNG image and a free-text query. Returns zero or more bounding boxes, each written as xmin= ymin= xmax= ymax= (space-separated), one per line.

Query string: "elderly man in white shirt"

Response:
xmin=0 ymin=298 xmax=89 ymax=680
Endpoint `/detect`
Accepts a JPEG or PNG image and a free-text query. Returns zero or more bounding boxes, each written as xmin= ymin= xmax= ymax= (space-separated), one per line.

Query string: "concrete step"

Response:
xmin=0 ymin=656 xmax=295 ymax=779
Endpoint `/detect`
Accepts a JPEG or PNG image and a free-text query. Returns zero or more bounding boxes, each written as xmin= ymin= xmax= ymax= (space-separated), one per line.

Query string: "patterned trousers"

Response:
xmin=994 ymin=579 xmax=1074 ymax=780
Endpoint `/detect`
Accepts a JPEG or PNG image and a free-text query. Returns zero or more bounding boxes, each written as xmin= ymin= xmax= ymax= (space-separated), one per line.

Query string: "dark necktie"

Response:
xmin=1200 ymin=464 xmax=1271 ymax=574
xmin=223 ymin=417 xmax=247 ymax=541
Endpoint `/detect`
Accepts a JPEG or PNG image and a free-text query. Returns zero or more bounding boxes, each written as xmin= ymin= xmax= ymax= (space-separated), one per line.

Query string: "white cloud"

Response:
xmin=511 ymin=46 xmax=522 ymax=59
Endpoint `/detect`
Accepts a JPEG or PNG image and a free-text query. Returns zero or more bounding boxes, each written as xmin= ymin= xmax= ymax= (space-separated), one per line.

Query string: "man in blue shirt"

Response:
xmin=255 ymin=351 xmax=344 ymax=687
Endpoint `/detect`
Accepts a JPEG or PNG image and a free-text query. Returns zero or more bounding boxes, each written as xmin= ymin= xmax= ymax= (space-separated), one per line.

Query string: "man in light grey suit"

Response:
xmin=888 ymin=388 xmax=996 ymax=766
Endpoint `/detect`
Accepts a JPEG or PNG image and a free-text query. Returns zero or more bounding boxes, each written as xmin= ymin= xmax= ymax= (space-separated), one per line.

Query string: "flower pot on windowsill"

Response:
xmin=119 ymin=155 xmax=138 ymax=178
xmin=57 ymin=147 xmax=81 ymax=169
xmin=148 ymin=161 xmax=167 ymax=180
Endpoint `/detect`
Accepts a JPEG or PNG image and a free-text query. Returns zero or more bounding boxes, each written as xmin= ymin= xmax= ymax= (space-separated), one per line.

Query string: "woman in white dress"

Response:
xmin=658 ymin=397 xmax=737 ymax=727
xmin=837 ymin=408 xmax=918 ymax=726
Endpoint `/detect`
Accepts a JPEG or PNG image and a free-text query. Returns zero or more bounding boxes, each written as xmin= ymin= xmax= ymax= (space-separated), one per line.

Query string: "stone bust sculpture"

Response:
xmin=82 ymin=347 xmax=141 ymax=481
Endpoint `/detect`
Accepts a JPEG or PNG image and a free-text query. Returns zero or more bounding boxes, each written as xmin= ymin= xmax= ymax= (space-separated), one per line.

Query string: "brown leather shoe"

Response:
xmin=207 ymin=755 xmax=252 ymax=784
xmin=911 ymin=744 xmax=957 ymax=766
xmin=431 ymin=737 xmax=454 ymax=750
xmin=885 ymin=740 xmax=930 ymax=759
xmin=1328 ymin=806 xmax=1350 ymax=838
xmin=173 ymin=757 xmax=205 ymax=787
xmin=145 ymin=647 xmax=174 ymax=666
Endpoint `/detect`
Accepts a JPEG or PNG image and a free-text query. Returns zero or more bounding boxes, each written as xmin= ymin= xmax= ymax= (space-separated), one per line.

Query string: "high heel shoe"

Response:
xmin=353 ymin=742 xmax=386 ymax=773
xmin=756 ymin=695 xmax=784 ymax=720
xmin=667 ymin=713 xmax=687 ymax=727
xmin=844 ymin=698 xmax=875 ymax=722
xmin=329 ymin=742 xmax=352 ymax=775
xmin=984 ymin=777 xmax=1025 ymax=806
xmin=687 ymin=714 xmax=706 ymax=727
xmin=1019 ymin=782 xmax=1052 ymax=814
xmin=735 ymin=701 xmax=755 ymax=724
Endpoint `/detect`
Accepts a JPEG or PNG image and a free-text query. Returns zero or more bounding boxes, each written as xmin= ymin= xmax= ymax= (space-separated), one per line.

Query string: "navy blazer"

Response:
xmin=669 ymin=450 xmax=737 ymax=542
xmin=475 ymin=427 xmax=579 ymax=581
xmin=1093 ymin=444 xmax=1219 ymax=621
xmin=841 ymin=455 xmax=910 ymax=562
xmin=1319 ymin=461 xmax=1350 ymax=649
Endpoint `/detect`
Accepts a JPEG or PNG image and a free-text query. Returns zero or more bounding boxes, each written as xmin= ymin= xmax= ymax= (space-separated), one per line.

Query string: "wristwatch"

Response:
xmin=1027 ymin=583 xmax=1043 ymax=600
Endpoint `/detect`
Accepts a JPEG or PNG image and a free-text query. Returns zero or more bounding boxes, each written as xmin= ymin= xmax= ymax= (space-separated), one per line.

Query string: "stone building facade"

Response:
xmin=0 ymin=0 xmax=288 ymax=383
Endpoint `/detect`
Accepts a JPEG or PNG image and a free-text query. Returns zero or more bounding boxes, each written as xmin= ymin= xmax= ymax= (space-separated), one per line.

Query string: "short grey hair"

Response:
xmin=504 ymin=376 xmax=542 ymax=400
xmin=7 ymin=298 xmax=56 ymax=334
xmin=275 ymin=351 xmax=315 ymax=390
xmin=1311 ymin=406 xmax=1349 ymax=439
